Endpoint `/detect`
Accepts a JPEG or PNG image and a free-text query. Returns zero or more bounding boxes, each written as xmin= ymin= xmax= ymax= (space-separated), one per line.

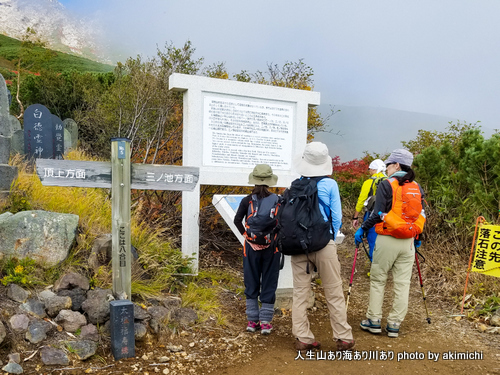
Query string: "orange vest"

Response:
xmin=375 ymin=178 xmax=425 ymax=239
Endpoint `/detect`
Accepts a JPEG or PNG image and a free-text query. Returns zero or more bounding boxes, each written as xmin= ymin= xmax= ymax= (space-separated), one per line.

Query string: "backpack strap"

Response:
xmin=314 ymin=176 xmax=336 ymax=241
xmin=367 ymin=177 xmax=377 ymax=197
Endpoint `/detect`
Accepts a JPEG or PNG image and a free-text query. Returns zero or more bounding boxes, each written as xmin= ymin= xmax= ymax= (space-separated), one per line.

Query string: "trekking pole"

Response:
xmin=346 ymin=246 xmax=359 ymax=311
xmin=361 ymin=241 xmax=371 ymax=261
xmin=415 ymin=252 xmax=431 ymax=324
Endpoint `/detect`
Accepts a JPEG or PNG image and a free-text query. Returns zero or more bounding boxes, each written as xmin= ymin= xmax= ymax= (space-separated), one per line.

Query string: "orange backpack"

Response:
xmin=375 ymin=178 xmax=425 ymax=239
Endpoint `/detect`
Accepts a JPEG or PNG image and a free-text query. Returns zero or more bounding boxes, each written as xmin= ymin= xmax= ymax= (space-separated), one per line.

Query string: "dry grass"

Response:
xmin=3 ymin=151 xmax=192 ymax=298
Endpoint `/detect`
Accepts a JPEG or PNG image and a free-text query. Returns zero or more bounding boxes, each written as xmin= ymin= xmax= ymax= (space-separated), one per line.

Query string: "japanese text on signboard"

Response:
xmin=471 ymin=224 xmax=500 ymax=277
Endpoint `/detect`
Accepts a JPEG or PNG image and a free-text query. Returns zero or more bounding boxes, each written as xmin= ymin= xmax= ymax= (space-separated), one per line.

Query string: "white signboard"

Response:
xmin=203 ymin=95 xmax=294 ymax=169
xmin=169 ymin=73 xmax=320 ymax=272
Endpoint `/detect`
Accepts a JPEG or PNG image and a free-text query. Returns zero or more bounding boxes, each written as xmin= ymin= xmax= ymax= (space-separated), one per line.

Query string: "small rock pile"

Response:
xmin=0 ymin=271 xmax=199 ymax=374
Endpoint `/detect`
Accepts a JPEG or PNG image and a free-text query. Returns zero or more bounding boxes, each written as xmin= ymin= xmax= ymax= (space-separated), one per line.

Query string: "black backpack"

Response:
xmin=364 ymin=175 xmax=387 ymax=212
xmin=274 ymin=177 xmax=333 ymax=263
xmin=245 ymin=193 xmax=279 ymax=245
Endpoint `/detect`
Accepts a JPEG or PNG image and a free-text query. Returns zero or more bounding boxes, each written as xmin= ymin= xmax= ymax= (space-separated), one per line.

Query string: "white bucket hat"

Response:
xmin=293 ymin=142 xmax=333 ymax=177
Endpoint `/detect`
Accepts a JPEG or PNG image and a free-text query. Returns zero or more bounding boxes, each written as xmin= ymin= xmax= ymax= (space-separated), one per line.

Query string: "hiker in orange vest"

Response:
xmin=354 ymin=149 xmax=425 ymax=338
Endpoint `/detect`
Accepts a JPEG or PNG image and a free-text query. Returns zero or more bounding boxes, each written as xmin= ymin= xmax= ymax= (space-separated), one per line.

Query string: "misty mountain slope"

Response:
xmin=0 ymin=0 xmax=106 ymax=62
xmin=314 ymin=105 xmax=455 ymax=161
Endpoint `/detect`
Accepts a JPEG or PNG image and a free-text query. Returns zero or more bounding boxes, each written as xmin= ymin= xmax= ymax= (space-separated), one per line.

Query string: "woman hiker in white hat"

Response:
xmin=355 ymin=149 xmax=425 ymax=338
xmin=291 ymin=142 xmax=355 ymax=352
xmin=352 ymin=159 xmax=387 ymax=261
xmin=234 ymin=164 xmax=281 ymax=335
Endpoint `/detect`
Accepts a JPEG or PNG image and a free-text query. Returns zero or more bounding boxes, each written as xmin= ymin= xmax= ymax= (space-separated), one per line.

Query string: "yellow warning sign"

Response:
xmin=471 ymin=224 xmax=500 ymax=277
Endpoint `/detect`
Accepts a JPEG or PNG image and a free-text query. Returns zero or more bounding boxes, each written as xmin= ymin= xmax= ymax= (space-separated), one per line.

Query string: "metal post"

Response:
xmin=111 ymin=138 xmax=132 ymax=300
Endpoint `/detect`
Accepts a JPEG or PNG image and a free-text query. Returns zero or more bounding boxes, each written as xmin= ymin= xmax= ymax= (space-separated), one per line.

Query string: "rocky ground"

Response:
xmin=0 ymin=237 xmax=499 ymax=375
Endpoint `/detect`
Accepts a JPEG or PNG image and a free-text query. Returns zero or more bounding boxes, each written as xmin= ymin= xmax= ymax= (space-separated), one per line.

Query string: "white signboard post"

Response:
xmin=169 ymin=73 xmax=320 ymax=303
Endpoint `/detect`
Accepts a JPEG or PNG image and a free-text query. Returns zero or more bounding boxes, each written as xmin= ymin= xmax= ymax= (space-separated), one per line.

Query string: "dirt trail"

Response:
xmin=9 ymin=240 xmax=499 ymax=375
xmin=218 ymin=243 xmax=500 ymax=375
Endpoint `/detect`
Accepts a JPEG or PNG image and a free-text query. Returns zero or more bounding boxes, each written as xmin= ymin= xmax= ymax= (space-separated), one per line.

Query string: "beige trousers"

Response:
xmin=291 ymin=240 xmax=353 ymax=344
xmin=367 ymin=235 xmax=415 ymax=323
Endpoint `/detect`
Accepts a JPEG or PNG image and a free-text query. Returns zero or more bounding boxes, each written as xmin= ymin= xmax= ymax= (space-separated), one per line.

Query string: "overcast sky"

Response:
xmin=58 ymin=0 xmax=500 ymax=155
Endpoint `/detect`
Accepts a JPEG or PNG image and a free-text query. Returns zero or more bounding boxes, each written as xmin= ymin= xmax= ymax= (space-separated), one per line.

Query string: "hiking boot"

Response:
xmin=260 ymin=321 xmax=273 ymax=335
xmin=360 ymin=318 xmax=382 ymax=334
xmin=246 ymin=321 xmax=261 ymax=332
xmin=336 ymin=339 xmax=355 ymax=351
xmin=386 ymin=322 xmax=401 ymax=338
xmin=295 ymin=339 xmax=321 ymax=352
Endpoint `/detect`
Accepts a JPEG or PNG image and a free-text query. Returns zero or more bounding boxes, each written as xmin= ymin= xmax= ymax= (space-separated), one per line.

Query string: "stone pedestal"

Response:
xmin=109 ymin=300 xmax=135 ymax=360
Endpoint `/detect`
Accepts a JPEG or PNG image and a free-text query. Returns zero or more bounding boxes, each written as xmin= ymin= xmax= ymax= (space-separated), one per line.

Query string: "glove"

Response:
xmin=354 ymin=228 xmax=366 ymax=246
xmin=414 ymin=239 xmax=421 ymax=248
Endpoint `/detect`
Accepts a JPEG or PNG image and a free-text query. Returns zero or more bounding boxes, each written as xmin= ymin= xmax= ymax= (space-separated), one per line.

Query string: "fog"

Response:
xmin=58 ymin=0 xmax=500 ymax=159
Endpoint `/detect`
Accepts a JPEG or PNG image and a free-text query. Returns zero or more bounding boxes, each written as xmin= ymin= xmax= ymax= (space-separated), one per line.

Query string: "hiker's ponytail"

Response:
xmin=395 ymin=164 xmax=415 ymax=185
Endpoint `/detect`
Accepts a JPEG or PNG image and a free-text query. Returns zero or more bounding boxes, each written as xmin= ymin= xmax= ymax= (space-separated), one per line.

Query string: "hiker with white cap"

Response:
xmin=234 ymin=164 xmax=281 ymax=335
xmin=290 ymin=142 xmax=355 ymax=352
xmin=355 ymin=149 xmax=426 ymax=338
xmin=352 ymin=159 xmax=387 ymax=261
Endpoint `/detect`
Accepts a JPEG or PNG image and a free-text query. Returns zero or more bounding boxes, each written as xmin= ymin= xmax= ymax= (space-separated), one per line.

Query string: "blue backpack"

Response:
xmin=245 ymin=194 xmax=279 ymax=245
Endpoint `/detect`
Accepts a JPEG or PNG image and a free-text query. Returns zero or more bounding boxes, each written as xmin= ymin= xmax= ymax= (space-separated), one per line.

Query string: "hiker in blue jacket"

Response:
xmin=234 ymin=164 xmax=281 ymax=335
xmin=291 ymin=142 xmax=355 ymax=352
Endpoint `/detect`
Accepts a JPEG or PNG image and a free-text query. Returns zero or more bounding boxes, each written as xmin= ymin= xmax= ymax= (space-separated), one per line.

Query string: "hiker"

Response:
xmin=290 ymin=142 xmax=355 ymax=352
xmin=355 ymin=149 xmax=425 ymax=338
xmin=234 ymin=164 xmax=281 ymax=335
xmin=352 ymin=159 xmax=387 ymax=261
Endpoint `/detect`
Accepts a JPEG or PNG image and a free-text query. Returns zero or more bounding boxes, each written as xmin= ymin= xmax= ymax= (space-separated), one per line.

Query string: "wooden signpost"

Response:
xmin=36 ymin=138 xmax=199 ymax=300
xmin=36 ymin=138 xmax=199 ymax=360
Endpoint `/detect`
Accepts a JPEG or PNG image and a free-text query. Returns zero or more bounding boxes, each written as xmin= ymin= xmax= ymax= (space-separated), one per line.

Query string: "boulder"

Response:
xmin=81 ymin=288 xmax=112 ymax=324
xmin=54 ymin=310 xmax=87 ymax=332
xmin=7 ymin=284 xmax=30 ymax=303
xmin=66 ymin=340 xmax=97 ymax=360
xmin=40 ymin=346 xmax=69 ymax=366
xmin=19 ymin=299 xmax=46 ymax=319
xmin=44 ymin=295 xmax=72 ymax=317
xmin=134 ymin=322 xmax=148 ymax=341
xmin=147 ymin=306 xmax=170 ymax=334
xmin=172 ymin=307 xmax=198 ymax=326
xmin=26 ymin=320 xmax=53 ymax=344
xmin=9 ymin=314 xmax=29 ymax=332
xmin=0 ymin=210 xmax=79 ymax=267
xmin=54 ymin=272 xmax=89 ymax=292
xmin=2 ymin=362 xmax=23 ymax=374
xmin=80 ymin=324 xmax=99 ymax=341
xmin=133 ymin=303 xmax=150 ymax=321
xmin=57 ymin=288 xmax=87 ymax=311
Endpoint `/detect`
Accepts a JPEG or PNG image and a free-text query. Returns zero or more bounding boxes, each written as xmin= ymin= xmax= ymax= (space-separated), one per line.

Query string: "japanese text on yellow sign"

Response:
xmin=471 ymin=224 xmax=500 ymax=277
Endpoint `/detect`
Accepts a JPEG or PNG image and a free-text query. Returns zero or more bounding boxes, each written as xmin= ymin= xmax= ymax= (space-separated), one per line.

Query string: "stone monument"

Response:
xmin=63 ymin=118 xmax=78 ymax=149
xmin=24 ymin=104 xmax=53 ymax=159
xmin=52 ymin=115 xmax=64 ymax=160
xmin=0 ymin=74 xmax=18 ymax=201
